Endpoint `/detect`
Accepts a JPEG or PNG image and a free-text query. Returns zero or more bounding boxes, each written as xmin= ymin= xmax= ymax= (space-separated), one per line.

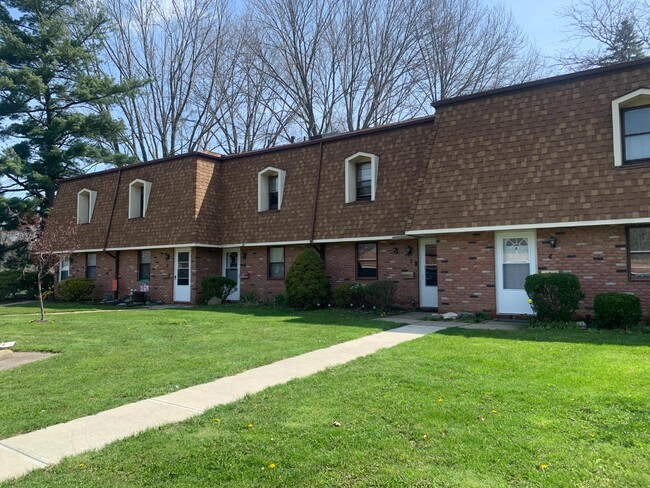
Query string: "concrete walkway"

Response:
xmin=0 ymin=324 xmax=441 ymax=482
xmin=377 ymin=311 xmax=523 ymax=331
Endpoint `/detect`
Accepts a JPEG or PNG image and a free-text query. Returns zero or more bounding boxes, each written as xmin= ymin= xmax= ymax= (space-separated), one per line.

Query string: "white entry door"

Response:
xmin=419 ymin=238 xmax=438 ymax=308
xmin=174 ymin=248 xmax=191 ymax=302
xmin=222 ymin=248 xmax=240 ymax=301
xmin=495 ymin=231 xmax=536 ymax=314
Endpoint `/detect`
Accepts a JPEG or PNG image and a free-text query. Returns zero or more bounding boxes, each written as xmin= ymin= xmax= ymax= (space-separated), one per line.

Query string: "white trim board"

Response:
xmin=406 ymin=217 xmax=650 ymax=236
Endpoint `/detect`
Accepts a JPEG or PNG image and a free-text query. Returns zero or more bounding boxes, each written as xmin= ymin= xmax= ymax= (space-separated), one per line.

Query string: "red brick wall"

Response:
xmin=325 ymin=240 xmax=419 ymax=307
xmin=192 ymin=247 xmax=222 ymax=304
xmin=537 ymin=225 xmax=650 ymax=318
xmin=436 ymin=233 xmax=497 ymax=314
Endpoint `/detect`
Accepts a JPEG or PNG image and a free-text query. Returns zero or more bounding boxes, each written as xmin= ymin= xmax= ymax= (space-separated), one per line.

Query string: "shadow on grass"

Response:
xmin=177 ymin=304 xmax=397 ymax=330
xmin=438 ymin=326 xmax=650 ymax=347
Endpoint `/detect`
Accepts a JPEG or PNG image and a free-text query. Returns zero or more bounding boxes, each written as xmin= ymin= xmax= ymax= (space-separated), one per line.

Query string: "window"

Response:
xmin=356 ymin=162 xmax=371 ymax=200
xmin=86 ymin=253 xmax=96 ymax=279
xmin=258 ymin=167 xmax=286 ymax=212
xmin=612 ymin=88 xmax=650 ymax=166
xmin=345 ymin=152 xmax=378 ymax=203
xmin=128 ymin=179 xmax=152 ymax=219
xmin=622 ymin=106 xmax=650 ymax=162
xmin=139 ymin=250 xmax=151 ymax=281
xmin=268 ymin=247 xmax=285 ymax=279
xmin=59 ymin=257 xmax=70 ymax=281
xmin=269 ymin=175 xmax=279 ymax=210
xmin=77 ymin=189 xmax=97 ymax=224
xmin=356 ymin=242 xmax=378 ymax=279
xmin=628 ymin=226 xmax=650 ymax=279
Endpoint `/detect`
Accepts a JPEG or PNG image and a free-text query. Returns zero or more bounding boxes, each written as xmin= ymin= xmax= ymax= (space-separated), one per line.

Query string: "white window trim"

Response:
xmin=258 ymin=166 xmax=286 ymax=212
xmin=612 ymin=88 xmax=650 ymax=166
xmin=76 ymin=188 xmax=97 ymax=224
xmin=345 ymin=152 xmax=379 ymax=203
xmin=128 ymin=179 xmax=152 ymax=219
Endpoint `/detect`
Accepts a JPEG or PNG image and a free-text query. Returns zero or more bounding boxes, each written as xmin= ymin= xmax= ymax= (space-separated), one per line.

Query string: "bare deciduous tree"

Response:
xmin=557 ymin=0 xmax=647 ymax=69
xmin=248 ymin=0 xmax=342 ymax=138
xmin=416 ymin=0 xmax=543 ymax=102
xmin=104 ymin=0 xmax=232 ymax=161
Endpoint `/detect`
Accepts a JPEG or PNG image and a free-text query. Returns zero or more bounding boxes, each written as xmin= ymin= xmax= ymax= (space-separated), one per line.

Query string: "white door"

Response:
xmin=222 ymin=248 xmax=240 ymax=301
xmin=419 ymin=238 xmax=438 ymax=308
xmin=174 ymin=248 xmax=191 ymax=302
xmin=495 ymin=231 xmax=536 ymax=314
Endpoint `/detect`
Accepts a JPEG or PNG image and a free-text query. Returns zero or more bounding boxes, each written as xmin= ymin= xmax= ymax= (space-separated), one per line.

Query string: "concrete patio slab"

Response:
xmin=0 ymin=323 xmax=437 ymax=483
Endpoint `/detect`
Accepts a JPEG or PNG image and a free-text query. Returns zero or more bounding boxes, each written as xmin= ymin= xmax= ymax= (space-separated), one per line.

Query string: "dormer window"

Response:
xmin=612 ymin=88 xmax=650 ymax=166
xmin=77 ymin=189 xmax=97 ymax=224
xmin=345 ymin=152 xmax=378 ymax=203
xmin=258 ymin=167 xmax=286 ymax=212
xmin=269 ymin=175 xmax=279 ymax=210
xmin=129 ymin=179 xmax=152 ymax=219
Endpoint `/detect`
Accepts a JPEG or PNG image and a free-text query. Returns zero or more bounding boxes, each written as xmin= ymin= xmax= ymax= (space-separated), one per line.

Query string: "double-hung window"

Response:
xmin=628 ymin=226 xmax=650 ymax=279
xmin=356 ymin=162 xmax=372 ymax=200
xmin=139 ymin=250 xmax=151 ymax=281
xmin=268 ymin=247 xmax=285 ymax=279
xmin=86 ymin=253 xmax=96 ymax=279
xmin=356 ymin=242 xmax=378 ymax=279
xmin=622 ymin=106 xmax=650 ymax=163
xmin=60 ymin=257 xmax=70 ymax=281
xmin=345 ymin=152 xmax=378 ymax=203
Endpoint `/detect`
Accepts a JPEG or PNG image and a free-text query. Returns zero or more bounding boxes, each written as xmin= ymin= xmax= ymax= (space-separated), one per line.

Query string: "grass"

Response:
xmin=0 ymin=303 xmax=392 ymax=438
xmin=5 ymin=326 xmax=649 ymax=487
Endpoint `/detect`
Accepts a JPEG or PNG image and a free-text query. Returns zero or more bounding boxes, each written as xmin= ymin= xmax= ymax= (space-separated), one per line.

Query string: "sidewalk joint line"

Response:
xmin=0 ymin=442 xmax=50 ymax=468
xmin=147 ymin=398 xmax=205 ymax=414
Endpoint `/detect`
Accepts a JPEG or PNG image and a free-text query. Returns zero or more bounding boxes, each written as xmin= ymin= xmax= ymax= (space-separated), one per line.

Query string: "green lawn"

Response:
xmin=0 ymin=304 xmax=391 ymax=438
xmin=5 ymin=326 xmax=649 ymax=487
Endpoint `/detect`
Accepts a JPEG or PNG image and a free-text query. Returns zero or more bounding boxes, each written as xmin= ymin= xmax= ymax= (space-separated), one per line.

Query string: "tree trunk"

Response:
xmin=38 ymin=269 xmax=46 ymax=322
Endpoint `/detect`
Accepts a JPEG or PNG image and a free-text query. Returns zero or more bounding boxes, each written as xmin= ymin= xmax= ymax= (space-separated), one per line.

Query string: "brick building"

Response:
xmin=47 ymin=59 xmax=650 ymax=317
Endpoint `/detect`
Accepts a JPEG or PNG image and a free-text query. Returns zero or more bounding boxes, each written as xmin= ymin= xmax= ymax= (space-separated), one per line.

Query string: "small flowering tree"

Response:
xmin=13 ymin=213 xmax=78 ymax=322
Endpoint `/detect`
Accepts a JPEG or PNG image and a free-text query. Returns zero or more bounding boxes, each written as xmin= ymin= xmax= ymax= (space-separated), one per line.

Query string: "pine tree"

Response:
xmin=0 ymin=0 xmax=138 ymax=214
xmin=602 ymin=19 xmax=646 ymax=65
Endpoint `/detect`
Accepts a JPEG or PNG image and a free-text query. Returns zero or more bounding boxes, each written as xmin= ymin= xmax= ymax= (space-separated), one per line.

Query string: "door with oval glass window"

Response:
xmin=222 ymin=248 xmax=240 ymax=301
xmin=495 ymin=231 xmax=536 ymax=314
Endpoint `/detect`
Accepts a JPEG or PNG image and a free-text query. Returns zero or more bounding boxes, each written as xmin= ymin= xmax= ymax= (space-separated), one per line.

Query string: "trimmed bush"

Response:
xmin=57 ymin=277 xmax=95 ymax=302
xmin=201 ymin=276 xmax=236 ymax=303
xmin=594 ymin=292 xmax=642 ymax=330
xmin=363 ymin=280 xmax=396 ymax=309
xmin=285 ymin=248 xmax=328 ymax=309
xmin=524 ymin=273 xmax=584 ymax=322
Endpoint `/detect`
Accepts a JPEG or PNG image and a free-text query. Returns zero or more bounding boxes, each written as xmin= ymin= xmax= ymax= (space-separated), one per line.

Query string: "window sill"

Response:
xmin=128 ymin=216 xmax=145 ymax=220
xmin=346 ymin=199 xmax=374 ymax=205
xmin=618 ymin=159 xmax=650 ymax=168
xmin=259 ymin=209 xmax=281 ymax=213
xmin=356 ymin=277 xmax=378 ymax=281
xmin=267 ymin=277 xmax=285 ymax=281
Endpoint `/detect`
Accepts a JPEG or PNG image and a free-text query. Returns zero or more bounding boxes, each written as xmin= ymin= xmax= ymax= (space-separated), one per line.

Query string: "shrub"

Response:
xmin=57 ymin=277 xmax=95 ymax=302
xmin=363 ymin=280 xmax=396 ymax=309
xmin=334 ymin=283 xmax=354 ymax=307
xmin=285 ymin=248 xmax=328 ymax=309
xmin=19 ymin=272 xmax=54 ymax=298
xmin=0 ymin=270 xmax=23 ymax=300
xmin=348 ymin=283 xmax=365 ymax=308
xmin=275 ymin=293 xmax=287 ymax=307
xmin=201 ymin=276 xmax=237 ymax=303
xmin=594 ymin=292 xmax=642 ymax=330
xmin=524 ymin=273 xmax=584 ymax=322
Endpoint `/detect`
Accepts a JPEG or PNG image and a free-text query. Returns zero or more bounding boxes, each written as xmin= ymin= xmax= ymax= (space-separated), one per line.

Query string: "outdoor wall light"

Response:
xmin=405 ymin=245 xmax=413 ymax=256
xmin=549 ymin=236 xmax=557 ymax=249
xmin=392 ymin=246 xmax=399 ymax=254
xmin=162 ymin=252 xmax=170 ymax=261
xmin=241 ymin=251 xmax=247 ymax=260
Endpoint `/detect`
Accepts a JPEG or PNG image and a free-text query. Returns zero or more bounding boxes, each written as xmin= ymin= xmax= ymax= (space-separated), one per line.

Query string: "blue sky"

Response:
xmin=492 ymin=0 xmax=584 ymax=59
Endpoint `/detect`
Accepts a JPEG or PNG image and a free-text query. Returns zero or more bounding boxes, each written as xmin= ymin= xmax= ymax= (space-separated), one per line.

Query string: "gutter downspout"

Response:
xmin=309 ymin=141 xmax=324 ymax=257
xmin=103 ymin=168 xmax=123 ymax=299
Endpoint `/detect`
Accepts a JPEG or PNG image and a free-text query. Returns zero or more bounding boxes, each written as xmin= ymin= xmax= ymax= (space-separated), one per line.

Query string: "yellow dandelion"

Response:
xmin=246 ymin=423 xmax=253 ymax=429
xmin=268 ymin=463 xmax=277 ymax=469
xmin=437 ymin=398 xmax=444 ymax=402
xmin=538 ymin=463 xmax=549 ymax=470
xmin=422 ymin=434 xmax=429 ymax=440
xmin=490 ymin=410 xmax=497 ymax=414
xmin=78 ymin=463 xmax=86 ymax=468
xmin=214 ymin=417 xmax=221 ymax=423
